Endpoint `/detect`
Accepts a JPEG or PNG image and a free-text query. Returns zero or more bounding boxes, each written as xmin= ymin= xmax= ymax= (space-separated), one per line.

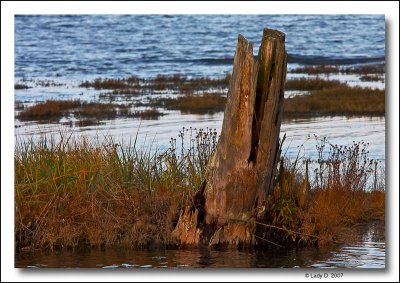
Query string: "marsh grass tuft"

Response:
xmin=18 ymin=100 xmax=82 ymax=120
xmin=132 ymin=108 xmax=164 ymax=119
xmin=285 ymin=78 xmax=344 ymax=91
xmin=342 ymin=64 xmax=385 ymax=75
xmin=15 ymin=101 xmax=25 ymax=111
xmin=80 ymin=78 xmax=132 ymax=89
xmin=261 ymin=137 xmax=384 ymax=247
xmin=17 ymin=100 xmax=164 ymax=122
xmin=80 ymin=74 xmax=231 ymax=95
xmin=15 ymin=83 xmax=31 ymax=90
xmin=283 ymin=85 xmax=385 ymax=117
xmin=151 ymin=93 xmax=227 ymax=114
xmin=15 ymin=127 xmax=217 ymax=251
xmin=360 ymin=74 xmax=384 ymax=82
xmin=290 ymin=65 xmax=341 ymax=74
xmin=290 ymin=63 xmax=385 ymax=75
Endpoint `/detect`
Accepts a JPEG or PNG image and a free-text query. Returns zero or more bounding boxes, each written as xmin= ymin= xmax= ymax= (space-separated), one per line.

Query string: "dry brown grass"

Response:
xmin=151 ymin=93 xmax=227 ymax=114
xmin=290 ymin=63 xmax=385 ymax=75
xmin=15 ymin=129 xmax=216 ymax=251
xmin=262 ymin=173 xmax=384 ymax=247
xmin=283 ymin=85 xmax=385 ymax=117
xmin=80 ymin=74 xmax=231 ymax=96
xmin=79 ymin=102 xmax=121 ymax=119
xmin=261 ymin=138 xmax=385 ymax=247
xmin=15 ymin=187 xmax=185 ymax=250
xmin=18 ymin=100 xmax=82 ymax=120
xmin=299 ymin=188 xmax=384 ymax=246
xmin=80 ymin=78 xmax=132 ymax=89
xmin=342 ymin=64 xmax=385 ymax=75
xmin=132 ymin=108 xmax=164 ymax=119
xmin=290 ymin=65 xmax=340 ymax=74
xmin=285 ymin=78 xmax=344 ymax=91
xmin=17 ymin=100 xmax=160 ymax=121
xmin=15 ymin=83 xmax=30 ymax=90
xmin=360 ymin=74 xmax=384 ymax=82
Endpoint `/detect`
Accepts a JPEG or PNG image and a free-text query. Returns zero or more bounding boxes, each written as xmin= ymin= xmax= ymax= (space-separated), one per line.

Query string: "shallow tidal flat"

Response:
xmin=15 ymin=63 xmax=385 ymax=119
xmin=15 ymin=64 xmax=385 ymax=160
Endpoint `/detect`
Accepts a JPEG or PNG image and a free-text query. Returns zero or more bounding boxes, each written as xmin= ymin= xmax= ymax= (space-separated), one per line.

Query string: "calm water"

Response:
xmin=15 ymin=15 xmax=385 ymax=80
xmin=15 ymin=221 xmax=385 ymax=268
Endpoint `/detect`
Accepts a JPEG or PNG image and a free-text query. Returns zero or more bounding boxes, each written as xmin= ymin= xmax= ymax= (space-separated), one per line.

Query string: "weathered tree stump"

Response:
xmin=172 ymin=28 xmax=287 ymax=249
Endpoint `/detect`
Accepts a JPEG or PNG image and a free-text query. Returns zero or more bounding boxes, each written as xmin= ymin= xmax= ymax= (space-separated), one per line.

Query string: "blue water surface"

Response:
xmin=15 ymin=15 xmax=385 ymax=80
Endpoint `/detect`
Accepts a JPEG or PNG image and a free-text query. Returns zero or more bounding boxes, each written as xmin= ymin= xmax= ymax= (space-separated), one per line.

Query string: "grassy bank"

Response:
xmin=263 ymin=138 xmax=384 ymax=246
xmin=15 ymin=128 xmax=217 ymax=250
xmin=15 ymin=130 xmax=384 ymax=251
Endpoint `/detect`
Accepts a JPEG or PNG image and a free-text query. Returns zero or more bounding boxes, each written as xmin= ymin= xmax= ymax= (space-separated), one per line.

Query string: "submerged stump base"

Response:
xmin=173 ymin=28 xmax=287 ymax=249
xmin=172 ymin=206 xmax=202 ymax=246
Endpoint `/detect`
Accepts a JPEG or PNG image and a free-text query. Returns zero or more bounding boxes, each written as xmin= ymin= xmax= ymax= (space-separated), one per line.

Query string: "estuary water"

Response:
xmin=15 ymin=221 xmax=385 ymax=268
xmin=15 ymin=15 xmax=385 ymax=80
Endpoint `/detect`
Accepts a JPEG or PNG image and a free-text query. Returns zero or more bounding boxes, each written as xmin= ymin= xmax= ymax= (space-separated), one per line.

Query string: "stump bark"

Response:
xmin=172 ymin=28 xmax=287 ymax=248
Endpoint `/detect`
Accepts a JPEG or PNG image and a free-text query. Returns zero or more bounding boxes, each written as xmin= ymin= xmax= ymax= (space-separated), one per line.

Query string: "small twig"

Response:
xmin=255 ymin=221 xmax=340 ymax=243
xmin=207 ymin=214 xmax=339 ymax=244
xmin=254 ymin=235 xmax=284 ymax=248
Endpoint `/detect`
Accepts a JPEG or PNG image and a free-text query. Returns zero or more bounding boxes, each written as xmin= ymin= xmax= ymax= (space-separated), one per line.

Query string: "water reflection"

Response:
xmin=15 ymin=221 xmax=384 ymax=268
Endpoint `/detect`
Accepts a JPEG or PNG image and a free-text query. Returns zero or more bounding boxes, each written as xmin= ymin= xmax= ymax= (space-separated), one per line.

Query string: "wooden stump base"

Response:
xmin=173 ymin=28 xmax=287 ymax=249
